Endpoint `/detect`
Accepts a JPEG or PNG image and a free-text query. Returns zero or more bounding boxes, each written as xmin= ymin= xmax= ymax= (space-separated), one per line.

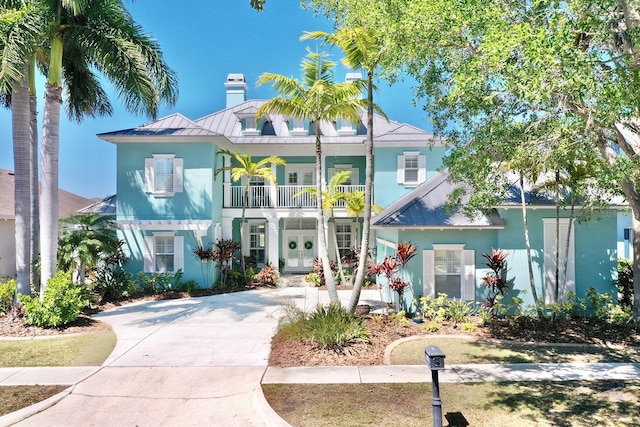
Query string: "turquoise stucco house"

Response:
xmin=98 ymin=73 xmax=619 ymax=307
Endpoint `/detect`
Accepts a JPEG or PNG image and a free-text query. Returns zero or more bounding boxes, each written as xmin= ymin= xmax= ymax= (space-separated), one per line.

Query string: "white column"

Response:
xmin=221 ymin=216 xmax=233 ymax=240
xmin=223 ymin=154 xmax=231 ymax=207
xmin=270 ymin=164 xmax=278 ymax=207
xmin=267 ymin=216 xmax=279 ymax=268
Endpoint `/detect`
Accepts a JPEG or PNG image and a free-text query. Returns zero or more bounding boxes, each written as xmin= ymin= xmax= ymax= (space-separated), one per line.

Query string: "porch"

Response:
xmin=225 ymin=184 xmax=366 ymax=208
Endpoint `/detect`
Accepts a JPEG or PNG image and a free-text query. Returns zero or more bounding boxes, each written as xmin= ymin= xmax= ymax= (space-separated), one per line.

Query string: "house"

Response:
xmin=0 ymin=169 xmax=95 ymax=278
xmin=98 ymin=73 xmax=620 ymax=307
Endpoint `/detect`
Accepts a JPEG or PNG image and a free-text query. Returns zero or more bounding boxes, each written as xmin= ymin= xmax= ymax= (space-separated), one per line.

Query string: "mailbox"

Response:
xmin=424 ymin=345 xmax=446 ymax=371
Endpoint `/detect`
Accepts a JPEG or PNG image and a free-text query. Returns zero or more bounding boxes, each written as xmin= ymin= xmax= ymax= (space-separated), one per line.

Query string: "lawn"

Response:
xmin=0 ymin=386 xmax=68 ymax=417
xmin=263 ymin=380 xmax=640 ymax=427
xmin=0 ymin=330 xmax=116 ymax=367
xmin=390 ymin=337 xmax=640 ymax=365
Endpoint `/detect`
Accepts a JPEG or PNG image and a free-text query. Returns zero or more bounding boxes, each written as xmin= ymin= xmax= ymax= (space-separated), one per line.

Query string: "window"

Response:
xmin=144 ymin=155 xmax=183 ymax=195
xmin=397 ymin=152 xmax=426 ymax=187
xmin=434 ymin=250 xmax=462 ymax=298
xmin=144 ymin=233 xmax=184 ymax=273
xmin=249 ymin=223 xmax=266 ymax=265
xmin=241 ymin=116 xmax=261 ymax=136
xmin=337 ymin=118 xmax=356 ymax=135
xmin=329 ymin=165 xmax=359 ymax=186
xmin=335 ymin=223 xmax=352 ymax=258
xmin=424 ymin=246 xmax=475 ymax=300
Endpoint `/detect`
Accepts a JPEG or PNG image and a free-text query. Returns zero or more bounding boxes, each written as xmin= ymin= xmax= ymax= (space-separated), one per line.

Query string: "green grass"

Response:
xmin=391 ymin=337 xmax=640 ymax=365
xmin=0 ymin=385 xmax=68 ymax=417
xmin=263 ymin=380 xmax=640 ymax=427
xmin=0 ymin=330 xmax=116 ymax=367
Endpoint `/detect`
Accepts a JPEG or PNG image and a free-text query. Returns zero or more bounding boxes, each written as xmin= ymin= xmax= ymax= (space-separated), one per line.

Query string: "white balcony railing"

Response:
xmin=226 ymin=185 xmax=366 ymax=208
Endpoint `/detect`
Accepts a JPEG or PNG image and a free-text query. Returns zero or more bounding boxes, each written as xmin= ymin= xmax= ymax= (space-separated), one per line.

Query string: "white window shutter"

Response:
xmin=418 ymin=155 xmax=426 ymax=183
xmin=143 ymin=236 xmax=154 ymax=272
xmin=173 ymin=158 xmax=184 ymax=193
xmin=144 ymin=158 xmax=154 ymax=193
xmin=462 ymin=250 xmax=476 ymax=301
xmin=397 ymin=155 xmax=405 ymax=184
xmin=174 ymin=235 xmax=184 ymax=272
xmin=423 ymin=250 xmax=435 ymax=297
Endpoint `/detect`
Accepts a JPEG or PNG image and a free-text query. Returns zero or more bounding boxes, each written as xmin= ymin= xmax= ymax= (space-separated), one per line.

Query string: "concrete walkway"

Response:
xmin=1 ymin=287 xmax=639 ymax=426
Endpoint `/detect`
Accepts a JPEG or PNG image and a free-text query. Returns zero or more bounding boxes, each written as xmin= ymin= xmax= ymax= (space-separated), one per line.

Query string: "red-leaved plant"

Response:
xmin=481 ymin=248 xmax=510 ymax=313
xmin=370 ymin=242 xmax=417 ymax=311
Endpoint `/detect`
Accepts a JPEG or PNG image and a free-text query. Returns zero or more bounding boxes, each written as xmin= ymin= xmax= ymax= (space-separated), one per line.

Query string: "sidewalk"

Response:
xmin=2 ymin=287 xmax=639 ymax=426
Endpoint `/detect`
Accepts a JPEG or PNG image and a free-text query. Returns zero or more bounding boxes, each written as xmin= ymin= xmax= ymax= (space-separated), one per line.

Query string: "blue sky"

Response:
xmin=0 ymin=0 xmax=431 ymax=199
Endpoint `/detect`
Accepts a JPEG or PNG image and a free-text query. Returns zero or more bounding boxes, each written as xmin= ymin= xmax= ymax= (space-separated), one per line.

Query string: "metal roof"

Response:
xmin=77 ymin=194 xmax=117 ymax=215
xmin=373 ymin=172 xmax=505 ymax=228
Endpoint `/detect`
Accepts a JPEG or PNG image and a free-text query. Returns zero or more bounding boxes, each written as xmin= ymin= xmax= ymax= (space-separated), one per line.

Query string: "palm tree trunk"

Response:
xmin=241 ymin=184 xmax=249 ymax=274
xmin=29 ymin=59 xmax=40 ymax=290
xmin=40 ymin=83 xmax=62 ymax=297
xmin=329 ymin=211 xmax=348 ymax=285
xmin=315 ymin=132 xmax=338 ymax=302
xmin=561 ymin=198 xmax=575 ymax=294
xmin=520 ymin=174 xmax=541 ymax=311
xmin=348 ymin=70 xmax=375 ymax=312
xmin=12 ymin=72 xmax=32 ymax=296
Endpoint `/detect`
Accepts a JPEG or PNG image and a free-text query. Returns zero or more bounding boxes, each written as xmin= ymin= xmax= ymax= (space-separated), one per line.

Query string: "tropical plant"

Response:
xmin=0 ymin=279 xmax=16 ymax=315
xmin=301 ymin=27 xmax=387 ymax=314
xmin=212 ymin=239 xmax=241 ymax=289
xmin=214 ymin=150 xmax=285 ymax=273
xmin=254 ymin=262 xmax=280 ymax=287
xmin=57 ymin=214 xmax=121 ymax=285
xmin=614 ymin=258 xmax=634 ymax=309
xmin=480 ymin=248 xmax=510 ymax=315
xmin=301 ymin=303 xmax=370 ymax=350
xmin=370 ymin=241 xmax=417 ymax=312
xmin=192 ymin=243 xmax=215 ymax=287
xmin=294 ymin=169 xmax=352 ymax=284
xmin=18 ymin=271 xmax=88 ymax=327
xmin=257 ymin=48 xmax=365 ymax=304
xmin=0 ymin=0 xmax=178 ymax=298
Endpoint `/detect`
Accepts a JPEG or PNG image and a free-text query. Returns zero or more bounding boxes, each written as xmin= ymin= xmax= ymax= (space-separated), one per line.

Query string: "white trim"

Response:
xmin=432 ymin=244 xmax=466 ymax=250
xmin=118 ymin=220 xmax=211 ymax=231
xmin=376 ymin=237 xmax=396 ymax=250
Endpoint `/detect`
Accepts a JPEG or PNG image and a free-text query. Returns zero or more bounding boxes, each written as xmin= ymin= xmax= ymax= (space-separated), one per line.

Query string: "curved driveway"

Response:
xmin=14 ymin=287 xmax=319 ymax=427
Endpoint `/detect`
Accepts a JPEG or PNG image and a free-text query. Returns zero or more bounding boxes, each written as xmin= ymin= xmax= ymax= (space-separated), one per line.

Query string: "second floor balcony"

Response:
xmin=225 ymin=184 xmax=366 ymax=208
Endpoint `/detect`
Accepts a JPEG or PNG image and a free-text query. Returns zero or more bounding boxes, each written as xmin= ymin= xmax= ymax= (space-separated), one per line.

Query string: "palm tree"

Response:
xmin=215 ymin=150 xmax=285 ymax=273
xmin=344 ymin=189 xmax=382 ymax=245
xmin=302 ymin=28 xmax=386 ymax=312
xmin=37 ymin=0 xmax=178 ymax=296
xmin=257 ymin=49 xmax=365 ymax=303
xmin=57 ymin=213 xmax=120 ymax=284
xmin=295 ymin=170 xmax=352 ymax=285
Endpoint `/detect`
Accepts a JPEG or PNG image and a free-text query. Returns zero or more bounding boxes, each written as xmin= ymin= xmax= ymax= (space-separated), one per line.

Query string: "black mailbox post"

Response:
xmin=425 ymin=345 xmax=446 ymax=427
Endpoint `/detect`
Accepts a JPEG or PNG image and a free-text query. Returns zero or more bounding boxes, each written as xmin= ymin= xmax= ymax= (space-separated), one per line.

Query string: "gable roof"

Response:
xmin=372 ymin=171 xmax=505 ymax=229
xmin=0 ymin=169 xmax=95 ymax=220
xmin=78 ymin=194 xmax=117 ymax=215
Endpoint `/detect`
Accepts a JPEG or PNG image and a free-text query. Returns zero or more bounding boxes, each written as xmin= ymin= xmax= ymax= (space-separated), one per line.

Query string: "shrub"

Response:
xmin=304 ymin=272 xmax=322 ymax=287
xmin=416 ymin=293 xmax=449 ymax=323
xmin=0 ymin=279 xmax=16 ymax=315
xmin=586 ymin=287 xmax=632 ymax=325
xmin=135 ymin=270 xmax=183 ymax=295
xmin=424 ymin=321 xmax=439 ymax=332
xmin=446 ymin=299 xmax=476 ymax=325
xmin=176 ymin=280 xmax=199 ymax=293
xmin=93 ymin=265 xmax=136 ymax=302
xmin=301 ymin=303 xmax=369 ymax=350
xmin=18 ymin=271 xmax=89 ymax=327
xmin=613 ymin=258 xmax=633 ymax=308
xmin=461 ymin=321 xmax=477 ymax=333
xmin=255 ymin=263 xmax=280 ymax=287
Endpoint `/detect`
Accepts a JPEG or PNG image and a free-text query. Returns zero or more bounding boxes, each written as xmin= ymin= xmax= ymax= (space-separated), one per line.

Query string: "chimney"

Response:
xmin=224 ymin=73 xmax=248 ymax=108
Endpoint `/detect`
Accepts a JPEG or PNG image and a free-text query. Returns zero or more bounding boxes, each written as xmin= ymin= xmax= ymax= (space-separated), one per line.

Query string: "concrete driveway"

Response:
xmin=13 ymin=289 xmax=301 ymax=427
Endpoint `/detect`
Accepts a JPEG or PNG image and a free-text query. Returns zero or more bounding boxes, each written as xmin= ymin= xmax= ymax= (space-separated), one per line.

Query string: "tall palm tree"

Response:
xmin=0 ymin=0 xmax=48 ymax=296
xmin=301 ymin=28 xmax=386 ymax=312
xmin=257 ymin=49 xmax=365 ymax=303
xmin=344 ymin=189 xmax=382 ymax=245
xmin=37 ymin=0 xmax=178 ymax=295
xmin=295 ymin=170 xmax=352 ymax=285
xmin=215 ymin=150 xmax=285 ymax=273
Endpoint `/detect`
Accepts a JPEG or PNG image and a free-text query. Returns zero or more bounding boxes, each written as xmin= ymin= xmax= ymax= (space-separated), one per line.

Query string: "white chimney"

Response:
xmin=224 ymin=73 xmax=248 ymax=108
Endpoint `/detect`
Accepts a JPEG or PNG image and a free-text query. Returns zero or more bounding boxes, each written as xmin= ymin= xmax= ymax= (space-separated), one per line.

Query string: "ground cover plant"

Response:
xmin=263 ymin=380 xmax=640 ymax=427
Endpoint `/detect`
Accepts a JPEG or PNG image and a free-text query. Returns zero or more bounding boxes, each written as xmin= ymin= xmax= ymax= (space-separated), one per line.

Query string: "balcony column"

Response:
xmin=223 ymin=154 xmax=231 ymax=207
xmin=267 ymin=215 xmax=279 ymax=268
xmin=270 ymin=164 xmax=278 ymax=207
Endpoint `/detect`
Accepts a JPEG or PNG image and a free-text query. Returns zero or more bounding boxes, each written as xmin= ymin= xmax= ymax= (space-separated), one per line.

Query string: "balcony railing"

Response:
xmin=226 ymin=185 xmax=366 ymax=208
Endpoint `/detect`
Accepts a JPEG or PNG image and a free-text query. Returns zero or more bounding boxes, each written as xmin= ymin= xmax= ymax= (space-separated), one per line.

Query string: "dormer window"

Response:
xmin=289 ymin=117 xmax=308 ymax=136
xmin=241 ymin=116 xmax=261 ymax=136
xmin=337 ymin=118 xmax=357 ymax=136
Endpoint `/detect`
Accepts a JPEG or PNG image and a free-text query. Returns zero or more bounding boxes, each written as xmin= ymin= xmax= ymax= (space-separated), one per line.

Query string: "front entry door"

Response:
xmin=285 ymin=232 xmax=316 ymax=272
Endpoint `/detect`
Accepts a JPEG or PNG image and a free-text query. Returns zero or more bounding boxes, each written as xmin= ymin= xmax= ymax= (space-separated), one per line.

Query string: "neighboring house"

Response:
xmin=0 ymin=169 xmax=95 ymax=278
xmin=98 ymin=73 xmax=620 ymax=307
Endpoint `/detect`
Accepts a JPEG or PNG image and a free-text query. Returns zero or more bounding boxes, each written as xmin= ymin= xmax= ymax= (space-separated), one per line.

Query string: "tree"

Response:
xmin=257 ymin=49 xmax=365 ymax=304
xmin=307 ymin=0 xmax=640 ymax=322
xmin=36 ymin=0 xmax=177 ymax=297
xmin=57 ymin=213 xmax=120 ymax=285
xmin=295 ymin=169 xmax=352 ymax=285
xmin=215 ymin=150 xmax=285 ymax=273
xmin=300 ymin=27 xmax=386 ymax=312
